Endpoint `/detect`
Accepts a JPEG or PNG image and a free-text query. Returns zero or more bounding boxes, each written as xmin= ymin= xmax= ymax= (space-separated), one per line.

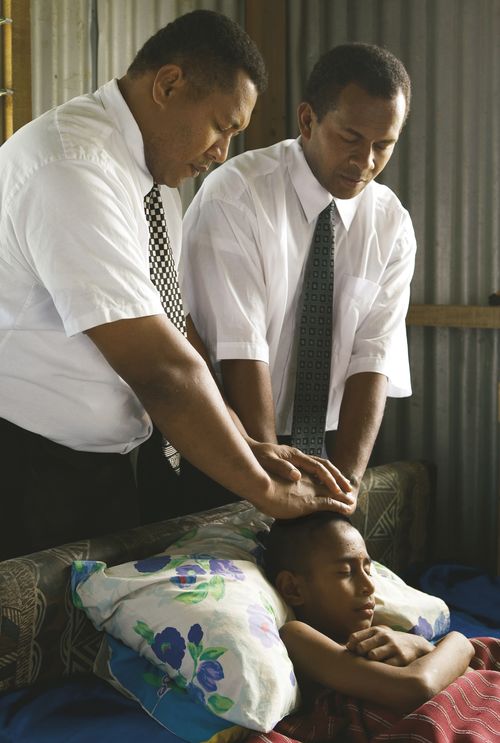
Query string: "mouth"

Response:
xmin=340 ymin=173 xmax=367 ymax=185
xmin=355 ymin=603 xmax=375 ymax=618
xmin=190 ymin=163 xmax=210 ymax=177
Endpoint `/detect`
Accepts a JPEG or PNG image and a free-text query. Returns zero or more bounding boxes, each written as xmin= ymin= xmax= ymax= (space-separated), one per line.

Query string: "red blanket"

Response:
xmin=247 ymin=638 xmax=500 ymax=743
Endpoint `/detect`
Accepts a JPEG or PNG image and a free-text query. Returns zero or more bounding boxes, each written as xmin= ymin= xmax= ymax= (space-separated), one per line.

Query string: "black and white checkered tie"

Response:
xmin=144 ymin=183 xmax=186 ymax=473
xmin=290 ymin=201 xmax=336 ymax=456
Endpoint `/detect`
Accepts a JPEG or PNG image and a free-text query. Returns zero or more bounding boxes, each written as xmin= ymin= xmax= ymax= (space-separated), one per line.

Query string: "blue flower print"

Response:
xmin=187 ymin=682 xmax=206 ymax=706
xmin=188 ymin=623 xmax=203 ymax=645
xmin=432 ymin=612 xmax=450 ymax=640
xmin=177 ymin=564 xmax=206 ymax=576
xmin=208 ymin=559 xmax=245 ymax=581
xmin=196 ymin=660 xmax=224 ymax=692
xmin=409 ymin=616 xmax=433 ymax=640
xmin=171 ymin=563 xmax=206 ymax=588
xmin=134 ymin=555 xmax=172 ymax=573
xmin=247 ymin=603 xmax=281 ymax=647
xmin=151 ymin=626 xmax=186 ymax=669
xmin=170 ymin=574 xmax=197 ymax=588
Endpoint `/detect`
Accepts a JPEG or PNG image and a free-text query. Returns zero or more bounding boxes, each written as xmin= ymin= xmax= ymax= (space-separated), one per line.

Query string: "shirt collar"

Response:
xmin=96 ymin=79 xmax=154 ymax=197
xmin=288 ymin=137 xmax=363 ymax=231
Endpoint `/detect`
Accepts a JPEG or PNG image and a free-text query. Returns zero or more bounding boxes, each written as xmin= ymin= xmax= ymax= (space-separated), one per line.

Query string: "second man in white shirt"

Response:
xmin=182 ymin=42 xmax=416 ymax=509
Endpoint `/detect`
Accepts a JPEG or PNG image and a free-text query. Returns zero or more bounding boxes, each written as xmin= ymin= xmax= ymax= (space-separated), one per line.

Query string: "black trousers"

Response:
xmin=0 ymin=419 xmax=237 ymax=561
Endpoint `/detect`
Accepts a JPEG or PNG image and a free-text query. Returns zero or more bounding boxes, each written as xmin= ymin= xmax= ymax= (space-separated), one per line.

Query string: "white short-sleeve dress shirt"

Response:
xmin=0 ymin=79 xmax=182 ymax=452
xmin=181 ymin=138 xmax=416 ymax=435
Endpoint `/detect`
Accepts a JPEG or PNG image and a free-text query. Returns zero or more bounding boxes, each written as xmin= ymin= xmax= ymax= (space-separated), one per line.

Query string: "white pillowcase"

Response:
xmin=73 ymin=544 xmax=299 ymax=732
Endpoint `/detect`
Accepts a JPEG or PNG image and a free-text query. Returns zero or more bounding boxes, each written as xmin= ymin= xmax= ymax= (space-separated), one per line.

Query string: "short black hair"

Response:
xmin=263 ymin=512 xmax=354 ymax=585
xmin=304 ymin=42 xmax=411 ymax=122
xmin=127 ymin=9 xmax=267 ymax=96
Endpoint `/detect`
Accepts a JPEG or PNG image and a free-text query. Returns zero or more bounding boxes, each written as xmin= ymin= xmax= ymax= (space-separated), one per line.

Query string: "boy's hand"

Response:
xmin=346 ymin=625 xmax=435 ymax=666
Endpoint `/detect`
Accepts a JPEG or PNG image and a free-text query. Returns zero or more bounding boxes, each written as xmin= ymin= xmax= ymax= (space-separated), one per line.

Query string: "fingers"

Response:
xmin=310 ymin=494 xmax=357 ymax=516
xmin=250 ymin=443 xmax=303 ymax=482
xmin=346 ymin=627 xmax=398 ymax=661
xmin=286 ymin=449 xmax=352 ymax=495
xmin=261 ymin=456 xmax=302 ymax=482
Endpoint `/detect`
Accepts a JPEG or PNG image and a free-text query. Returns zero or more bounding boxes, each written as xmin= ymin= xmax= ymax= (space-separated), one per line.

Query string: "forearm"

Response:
xmin=87 ymin=316 xmax=271 ymax=507
xmin=186 ymin=316 xmax=252 ymax=442
xmin=135 ymin=357 xmax=272 ymax=503
xmin=221 ymin=359 xmax=278 ymax=443
xmin=325 ymin=372 xmax=388 ymax=489
xmin=280 ymin=622 xmax=473 ymax=715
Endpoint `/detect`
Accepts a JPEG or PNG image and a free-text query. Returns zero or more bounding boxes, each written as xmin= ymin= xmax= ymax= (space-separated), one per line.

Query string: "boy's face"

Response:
xmin=291 ymin=521 xmax=375 ymax=643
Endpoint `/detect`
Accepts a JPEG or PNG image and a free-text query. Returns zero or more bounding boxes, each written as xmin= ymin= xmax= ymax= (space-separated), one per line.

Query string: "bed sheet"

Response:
xmin=418 ymin=562 xmax=500 ymax=639
xmin=0 ymin=674 xmax=188 ymax=743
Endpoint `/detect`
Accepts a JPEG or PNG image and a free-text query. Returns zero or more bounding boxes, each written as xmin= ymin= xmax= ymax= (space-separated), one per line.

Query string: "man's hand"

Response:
xmin=249 ymin=441 xmax=355 ymax=503
xmin=253 ymin=471 xmax=356 ymax=520
xmin=346 ymin=626 xmax=435 ymax=666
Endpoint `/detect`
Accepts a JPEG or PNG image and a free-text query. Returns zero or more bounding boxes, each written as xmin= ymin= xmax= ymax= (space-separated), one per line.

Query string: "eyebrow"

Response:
xmin=333 ymin=556 xmax=371 ymax=564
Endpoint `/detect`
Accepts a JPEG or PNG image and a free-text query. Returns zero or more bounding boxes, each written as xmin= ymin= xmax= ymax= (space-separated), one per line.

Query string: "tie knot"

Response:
xmin=145 ymin=183 xmax=161 ymax=204
xmin=321 ymin=200 xmax=336 ymax=222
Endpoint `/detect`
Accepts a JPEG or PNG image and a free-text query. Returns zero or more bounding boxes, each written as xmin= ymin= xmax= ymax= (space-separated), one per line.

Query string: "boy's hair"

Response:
xmin=263 ymin=512 xmax=353 ymax=585
xmin=303 ymin=42 xmax=411 ymax=123
xmin=127 ymin=9 xmax=267 ymax=96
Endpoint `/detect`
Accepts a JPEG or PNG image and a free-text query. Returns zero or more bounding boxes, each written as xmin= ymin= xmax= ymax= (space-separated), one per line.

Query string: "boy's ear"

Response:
xmin=275 ymin=570 xmax=305 ymax=607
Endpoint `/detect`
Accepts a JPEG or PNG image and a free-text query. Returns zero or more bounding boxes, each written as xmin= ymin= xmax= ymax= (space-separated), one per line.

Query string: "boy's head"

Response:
xmin=264 ymin=512 xmax=375 ymax=643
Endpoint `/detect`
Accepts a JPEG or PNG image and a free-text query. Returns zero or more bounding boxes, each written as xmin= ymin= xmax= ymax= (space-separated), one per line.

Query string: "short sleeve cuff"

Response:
xmin=216 ymin=340 xmax=269 ymax=364
xmin=65 ymin=299 xmax=166 ymax=336
xmin=346 ymin=356 xmax=412 ymax=398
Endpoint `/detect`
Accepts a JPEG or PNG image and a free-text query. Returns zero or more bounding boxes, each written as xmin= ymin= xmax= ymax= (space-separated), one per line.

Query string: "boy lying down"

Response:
xmin=263 ymin=512 xmax=474 ymax=715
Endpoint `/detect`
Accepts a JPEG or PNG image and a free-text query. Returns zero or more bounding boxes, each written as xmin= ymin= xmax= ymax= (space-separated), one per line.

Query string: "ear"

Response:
xmin=152 ymin=64 xmax=185 ymax=107
xmin=275 ymin=570 xmax=306 ymax=607
xmin=297 ymin=102 xmax=315 ymax=141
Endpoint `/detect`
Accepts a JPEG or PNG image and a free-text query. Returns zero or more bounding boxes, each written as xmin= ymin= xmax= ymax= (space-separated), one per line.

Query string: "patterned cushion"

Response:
xmin=0 ymin=461 xmax=435 ymax=693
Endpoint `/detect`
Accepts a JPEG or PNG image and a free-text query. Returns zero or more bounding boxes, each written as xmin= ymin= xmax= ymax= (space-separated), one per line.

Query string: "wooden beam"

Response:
xmin=244 ymin=0 xmax=286 ymax=150
xmin=407 ymin=304 xmax=500 ymax=329
xmin=11 ymin=0 xmax=31 ymax=132
xmin=2 ymin=0 xmax=31 ymax=141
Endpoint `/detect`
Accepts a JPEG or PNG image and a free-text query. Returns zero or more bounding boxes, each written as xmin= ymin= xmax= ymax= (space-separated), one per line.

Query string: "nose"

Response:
xmin=207 ymin=133 xmax=232 ymax=164
xmin=350 ymin=142 xmax=375 ymax=172
xmin=361 ymin=569 xmax=375 ymax=596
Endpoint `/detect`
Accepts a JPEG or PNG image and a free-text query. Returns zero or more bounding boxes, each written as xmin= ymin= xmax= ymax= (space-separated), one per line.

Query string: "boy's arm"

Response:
xmin=346 ymin=625 xmax=436 ymax=666
xmin=280 ymin=620 xmax=474 ymax=715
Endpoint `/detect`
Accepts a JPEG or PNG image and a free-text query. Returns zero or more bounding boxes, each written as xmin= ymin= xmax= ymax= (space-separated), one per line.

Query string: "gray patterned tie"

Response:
xmin=144 ymin=184 xmax=186 ymax=473
xmin=290 ymin=201 xmax=335 ymax=455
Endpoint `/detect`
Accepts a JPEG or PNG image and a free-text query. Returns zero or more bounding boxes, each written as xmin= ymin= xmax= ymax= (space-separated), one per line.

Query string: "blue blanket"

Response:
xmin=0 ymin=675 xmax=187 ymax=743
xmin=418 ymin=563 xmax=500 ymax=639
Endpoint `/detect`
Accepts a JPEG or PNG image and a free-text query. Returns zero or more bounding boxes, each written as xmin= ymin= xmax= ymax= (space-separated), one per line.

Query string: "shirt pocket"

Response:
xmin=333 ymin=274 xmax=380 ymax=362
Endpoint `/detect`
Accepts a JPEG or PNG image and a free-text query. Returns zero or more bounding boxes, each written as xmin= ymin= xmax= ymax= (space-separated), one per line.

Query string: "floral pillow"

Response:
xmin=372 ymin=562 xmax=450 ymax=640
xmin=72 ymin=551 xmax=299 ymax=732
xmin=94 ymin=634 xmax=249 ymax=743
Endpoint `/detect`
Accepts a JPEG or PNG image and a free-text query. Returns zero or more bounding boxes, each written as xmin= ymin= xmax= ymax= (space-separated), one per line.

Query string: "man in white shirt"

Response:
xmin=182 ymin=43 xmax=416 ymax=509
xmin=0 ymin=11 xmax=350 ymax=560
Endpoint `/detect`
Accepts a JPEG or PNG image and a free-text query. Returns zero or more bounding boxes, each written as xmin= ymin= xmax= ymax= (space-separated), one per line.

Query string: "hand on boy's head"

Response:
xmin=249 ymin=441 xmax=353 ymax=497
xmin=346 ymin=626 xmax=435 ymax=666
xmin=266 ymin=473 xmax=357 ymax=519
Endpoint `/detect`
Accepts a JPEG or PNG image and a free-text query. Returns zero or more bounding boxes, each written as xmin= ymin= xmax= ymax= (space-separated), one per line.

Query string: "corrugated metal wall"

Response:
xmin=30 ymin=0 xmax=499 ymax=570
